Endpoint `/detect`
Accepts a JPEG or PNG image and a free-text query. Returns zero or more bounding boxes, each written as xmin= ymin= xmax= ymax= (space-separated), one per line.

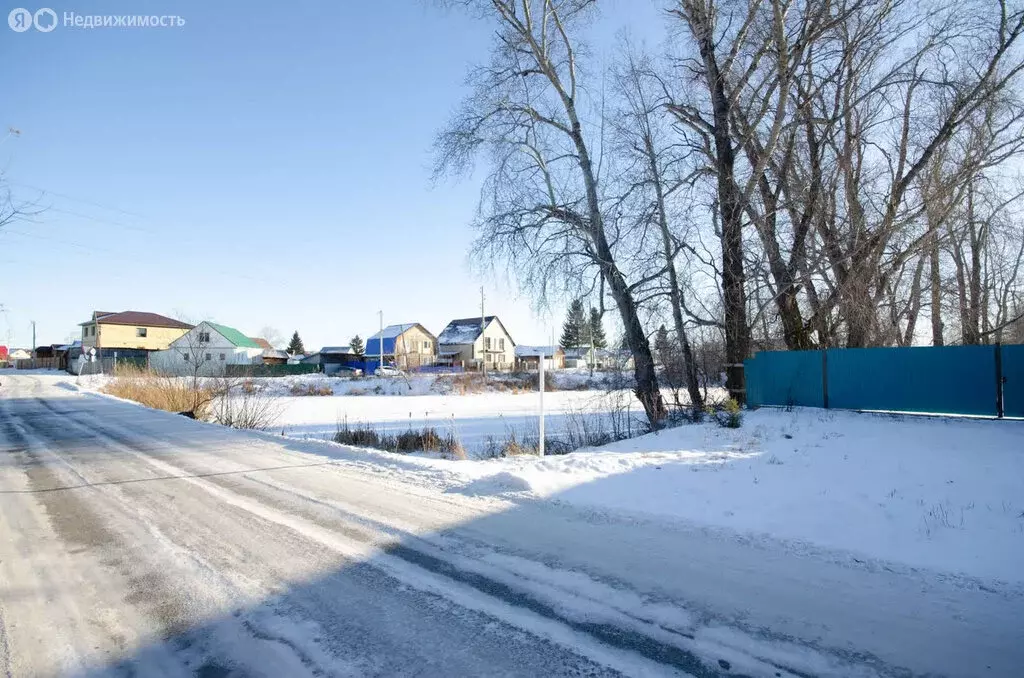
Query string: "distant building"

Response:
xmin=250 ymin=337 xmax=274 ymax=351
xmin=79 ymin=310 xmax=192 ymax=358
xmin=149 ymin=321 xmax=264 ymax=375
xmin=301 ymin=346 xmax=361 ymax=374
xmin=261 ymin=349 xmax=290 ymax=365
xmin=437 ymin=316 xmax=516 ymax=371
xmin=364 ymin=323 xmax=437 ymax=370
xmin=515 ymin=345 xmax=564 ymax=371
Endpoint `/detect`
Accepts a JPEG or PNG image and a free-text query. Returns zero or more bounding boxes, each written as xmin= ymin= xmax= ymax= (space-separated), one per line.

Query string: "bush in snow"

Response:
xmin=333 ymin=419 xmax=466 ymax=459
xmin=288 ymin=382 xmax=334 ymax=396
xmin=710 ymin=398 xmax=743 ymax=429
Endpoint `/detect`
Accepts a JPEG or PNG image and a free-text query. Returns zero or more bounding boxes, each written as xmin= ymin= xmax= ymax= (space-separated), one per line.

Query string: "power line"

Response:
xmin=7 ymin=181 xmax=145 ymax=219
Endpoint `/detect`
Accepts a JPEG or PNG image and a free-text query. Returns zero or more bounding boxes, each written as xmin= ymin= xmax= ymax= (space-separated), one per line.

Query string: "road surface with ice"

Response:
xmin=1 ymin=374 xmax=1021 ymax=677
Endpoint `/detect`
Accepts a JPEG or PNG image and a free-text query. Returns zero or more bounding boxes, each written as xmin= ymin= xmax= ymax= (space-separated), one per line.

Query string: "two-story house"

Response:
xmin=437 ymin=316 xmax=516 ymax=371
xmin=79 ymin=311 xmax=192 ymax=358
xmin=365 ymin=323 xmax=437 ymax=370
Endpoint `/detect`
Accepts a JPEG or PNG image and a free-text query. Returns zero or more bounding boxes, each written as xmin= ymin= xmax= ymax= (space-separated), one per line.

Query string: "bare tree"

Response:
xmin=665 ymin=0 xmax=1024 ymax=360
xmin=258 ymin=326 xmax=284 ymax=349
xmin=435 ymin=0 xmax=666 ymax=425
xmin=611 ymin=45 xmax=704 ymax=410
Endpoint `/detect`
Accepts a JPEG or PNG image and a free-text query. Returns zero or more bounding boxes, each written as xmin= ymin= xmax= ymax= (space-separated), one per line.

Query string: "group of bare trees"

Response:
xmin=436 ymin=0 xmax=1024 ymax=425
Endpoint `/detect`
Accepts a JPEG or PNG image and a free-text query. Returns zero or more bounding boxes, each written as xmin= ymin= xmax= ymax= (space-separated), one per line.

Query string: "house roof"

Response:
xmin=365 ymin=323 xmax=432 ymax=356
xmin=207 ymin=322 xmax=260 ymax=348
xmin=319 ymin=346 xmax=353 ymax=354
xmin=250 ymin=337 xmax=273 ymax=350
xmin=263 ymin=349 xmax=290 ymax=360
xmin=515 ymin=345 xmax=561 ymax=357
xmin=437 ymin=316 xmax=515 ymax=346
xmin=82 ymin=311 xmax=192 ymax=330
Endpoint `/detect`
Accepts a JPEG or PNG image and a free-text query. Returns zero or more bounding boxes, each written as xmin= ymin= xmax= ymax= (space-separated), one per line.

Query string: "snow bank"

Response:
xmin=457 ymin=409 xmax=1024 ymax=583
xmin=330 ymin=408 xmax=1023 ymax=584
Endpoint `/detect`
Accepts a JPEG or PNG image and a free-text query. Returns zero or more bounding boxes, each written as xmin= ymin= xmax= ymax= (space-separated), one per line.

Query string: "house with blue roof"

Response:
xmin=365 ymin=323 xmax=437 ymax=370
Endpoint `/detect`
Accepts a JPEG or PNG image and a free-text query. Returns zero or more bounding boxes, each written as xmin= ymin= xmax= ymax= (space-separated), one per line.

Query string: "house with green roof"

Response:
xmin=149 ymin=321 xmax=266 ymax=375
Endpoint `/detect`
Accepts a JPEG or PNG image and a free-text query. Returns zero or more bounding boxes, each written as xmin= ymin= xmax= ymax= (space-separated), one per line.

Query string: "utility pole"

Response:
xmin=31 ymin=320 xmax=36 ymax=359
xmin=378 ymin=310 xmax=384 ymax=373
xmin=539 ymin=347 xmax=546 ymax=456
xmin=480 ymin=286 xmax=487 ymax=380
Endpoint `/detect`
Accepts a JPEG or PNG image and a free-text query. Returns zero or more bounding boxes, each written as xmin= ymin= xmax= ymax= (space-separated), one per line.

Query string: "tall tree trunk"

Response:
xmin=645 ymin=136 xmax=704 ymax=410
xmin=686 ymin=1 xmax=750 ymax=401
xmin=569 ymin=118 xmax=666 ymax=426
xmin=930 ymin=231 xmax=944 ymax=346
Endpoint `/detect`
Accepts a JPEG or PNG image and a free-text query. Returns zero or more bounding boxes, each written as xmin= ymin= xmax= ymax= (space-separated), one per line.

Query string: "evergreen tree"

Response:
xmin=559 ymin=299 xmax=587 ymax=348
xmin=589 ymin=307 xmax=607 ymax=349
xmin=350 ymin=334 xmax=365 ymax=357
xmin=654 ymin=325 xmax=671 ymax=365
xmin=287 ymin=331 xmax=305 ymax=355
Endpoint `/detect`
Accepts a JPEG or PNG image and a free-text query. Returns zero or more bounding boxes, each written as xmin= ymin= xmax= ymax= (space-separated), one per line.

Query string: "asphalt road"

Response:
xmin=1 ymin=374 xmax=1021 ymax=677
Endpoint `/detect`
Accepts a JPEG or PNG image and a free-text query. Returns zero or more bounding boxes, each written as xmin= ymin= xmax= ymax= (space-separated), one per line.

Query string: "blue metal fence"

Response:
xmin=1003 ymin=344 xmax=1024 ymax=418
xmin=745 ymin=343 xmax=1023 ymax=417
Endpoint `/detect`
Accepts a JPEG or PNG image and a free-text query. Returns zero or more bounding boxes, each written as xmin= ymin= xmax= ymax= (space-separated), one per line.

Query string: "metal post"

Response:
xmin=379 ymin=310 xmax=383 ymax=374
xmin=539 ymin=348 xmax=545 ymax=457
xmin=480 ymin=287 xmax=487 ymax=379
xmin=995 ymin=342 xmax=1004 ymax=419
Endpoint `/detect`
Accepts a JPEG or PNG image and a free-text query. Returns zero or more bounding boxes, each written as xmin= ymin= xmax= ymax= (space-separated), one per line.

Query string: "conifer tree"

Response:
xmin=287 ymin=331 xmax=305 ymax=355
xmin=350 ymin=335 xmax=365 ymax=357
xmin=589 ymin=307 xmax=607 ymax=349
xmin=559 ymin=299 xmax=587 ymax=348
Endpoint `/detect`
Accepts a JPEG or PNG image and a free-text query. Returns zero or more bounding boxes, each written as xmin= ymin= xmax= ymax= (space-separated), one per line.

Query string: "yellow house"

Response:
xmin=365 ymin=323 xmax=438 ymax=370
xmin=80 ymin=311 xmax=192 ymax=354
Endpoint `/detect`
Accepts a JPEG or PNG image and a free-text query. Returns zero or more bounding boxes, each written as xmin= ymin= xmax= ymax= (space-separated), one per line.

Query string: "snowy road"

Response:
xmin=1 ymin=375 xmax=1021 ymax=677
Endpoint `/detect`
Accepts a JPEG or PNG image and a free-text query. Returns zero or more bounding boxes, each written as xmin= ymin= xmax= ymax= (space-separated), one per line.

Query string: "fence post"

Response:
xmin=821 ymin=349 xmax=830 ymax=409
xmin=995 ymin=342 xmax=1004 ymax=419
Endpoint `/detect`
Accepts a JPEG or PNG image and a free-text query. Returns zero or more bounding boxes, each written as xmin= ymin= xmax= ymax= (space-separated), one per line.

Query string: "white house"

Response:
xmin=437 ymin=316 xmax=516 ymax=371
xmin=149 ymin=321 xmax=264 ymax=375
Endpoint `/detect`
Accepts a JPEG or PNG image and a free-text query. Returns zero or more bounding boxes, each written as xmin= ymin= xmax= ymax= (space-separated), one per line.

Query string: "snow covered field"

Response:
xmin=274 ymin=384 xmax=647 ymax=451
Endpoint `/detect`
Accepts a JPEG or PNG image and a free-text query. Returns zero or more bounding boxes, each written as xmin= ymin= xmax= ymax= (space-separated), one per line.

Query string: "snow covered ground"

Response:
xmin=274 ymin=385 xmax=648 ymax=452
xmin=447 ymin=408 xmax=1024 ymax=584
xmin=71 ymin=370 xmax=1024 ymax=585
xmin=264 ymin=406 xmax=1024 ymax=586
xmin=77 ymin=371 xmax=658 ymax=454
xmin=9 ymin=371 xmax=1024 ymax=676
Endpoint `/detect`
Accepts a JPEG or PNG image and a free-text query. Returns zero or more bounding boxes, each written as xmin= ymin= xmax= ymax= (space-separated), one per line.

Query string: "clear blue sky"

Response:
xmin=0 ymin=0 xmax=665 ymax=349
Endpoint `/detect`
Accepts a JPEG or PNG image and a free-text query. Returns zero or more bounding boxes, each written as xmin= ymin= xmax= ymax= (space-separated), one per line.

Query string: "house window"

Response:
xmin=136 ymin=327 xmax=147 ymax=338
xmin=219 ymin=353 xmax=226 ymax=361
xmin=499 ymin=338 xmax=505 ymax=350
xmin=183 ymin=354 xmax=190 ymax=362
xmin=486 ymin=353 xmax=493 ymax=363
xmin=198 ymin=331 xmax=211 ymax=343
xmin=205 ymin=353 xmax=212 ymax=361
xmin=485 ymin=337 xmax=492 ymax=350
xmin=423 ymin=341 xmax=430 ymax=350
